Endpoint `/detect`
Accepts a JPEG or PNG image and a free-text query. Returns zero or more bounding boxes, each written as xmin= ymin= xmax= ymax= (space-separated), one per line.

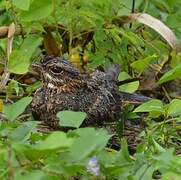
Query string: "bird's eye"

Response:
xmin=50 ymin=66 xmax=63 ymax=74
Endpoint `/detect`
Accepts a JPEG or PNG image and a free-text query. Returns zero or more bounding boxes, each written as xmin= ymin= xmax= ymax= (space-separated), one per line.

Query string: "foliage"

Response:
xmin=0 ymin=0 xmax=181 ymax=179
xmin=57 ymin=111 xmax=87 ymax=128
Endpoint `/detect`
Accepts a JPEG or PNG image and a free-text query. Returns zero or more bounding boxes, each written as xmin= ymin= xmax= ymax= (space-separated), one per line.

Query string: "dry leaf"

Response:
xmin=0 ymin=99 xmax=4 ymax=112
xmin=115 ymin=13 xmax=181 ymax=52
xmin=8 ymin=23 xmax=16 ymax=39
xmin=7 ymin=22 xmax=15 ymax=60
xmin=130 ymin=13 xmax=181 ymax=52
xmin=43 ymin=31 xmax=61 ymax=56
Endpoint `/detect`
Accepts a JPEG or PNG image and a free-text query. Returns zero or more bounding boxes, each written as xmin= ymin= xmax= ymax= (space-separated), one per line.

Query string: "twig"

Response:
xmin=129 ymin=0 xmax=136 ymax=28
xmin=0 ymin=23 xmax=15 ymax=91
xmin=7 ymin=145 xmax=14 ymax=180
xmin=0 ymin=24 xmax=66 ymax=39
xmin=117 ymin=77 xmax=140 ymax=86
xmin=0 ymin=26 xmax=23 ymax=39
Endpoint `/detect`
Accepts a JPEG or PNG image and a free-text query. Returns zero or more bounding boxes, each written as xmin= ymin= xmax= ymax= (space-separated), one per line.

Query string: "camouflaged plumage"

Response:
xmin=31 ymin=56 xmax=122 ymax=128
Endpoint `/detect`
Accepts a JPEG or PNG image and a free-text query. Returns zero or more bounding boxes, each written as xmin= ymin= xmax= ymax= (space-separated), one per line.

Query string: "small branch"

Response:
xmin=131 ymin=0 xmax=136 ymax=13
xmin=117 ymin=78 xmax=140 ymax=86
xmin=7 ymin=145 xmax=14 ymax=180
xmin=7 ymin=23 xmax=15 ymax=60
xmin=0 ymin=23 xmax=15 ymax=91
xmin=0 ymin=26 xmax=23 ymax=39
xmin=0 ymin=72 xmax=9 ymax=90
xmin=0 ymin=24 xmax=66 ymax=39
xmin=129 ymin=0 xmax=136 ymax=28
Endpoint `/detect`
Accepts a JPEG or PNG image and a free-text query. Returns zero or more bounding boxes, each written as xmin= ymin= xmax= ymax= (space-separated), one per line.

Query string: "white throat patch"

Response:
xmin=47 ymin=83 xmax=55 ymax=89
xmin=45 ymin=73 xmax=53 ymax=80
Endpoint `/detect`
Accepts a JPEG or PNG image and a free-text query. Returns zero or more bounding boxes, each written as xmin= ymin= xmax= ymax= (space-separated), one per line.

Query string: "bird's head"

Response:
xmin=32 ymin=56 xmax=81 ymax=87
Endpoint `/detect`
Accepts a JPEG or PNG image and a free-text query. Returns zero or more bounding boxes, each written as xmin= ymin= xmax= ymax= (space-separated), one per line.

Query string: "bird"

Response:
xmin=30 ymin=56 xmax=149 ymax=129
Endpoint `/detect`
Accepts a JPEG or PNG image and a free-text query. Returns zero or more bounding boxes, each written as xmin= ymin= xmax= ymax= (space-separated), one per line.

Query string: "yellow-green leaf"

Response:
xmin=3 ymin=97 xmax=32 ymax=121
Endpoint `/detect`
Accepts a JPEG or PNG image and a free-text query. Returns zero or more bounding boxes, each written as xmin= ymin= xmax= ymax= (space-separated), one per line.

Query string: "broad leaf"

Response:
xmin=158 ymin=64 xmax=181 ymax=84
xmin=20 ymin=0 xmax=53 ymax=22
xmin=35 ymin=132 xmax=74 ymax=150
xmin=134 ymin=163 xmax=155 ymax=180
xmin=16 ymin=170 xmax=45 ymax=180
xmin=118 ymin=72 xmax=139 ymax=93
xmin=3 ymin=97 xmax=32 ymax=121
xmin=69 ymin=128 xmax=110 ymax=161
xmin=8 ymin=36 xmax=42 ymax=74
xmin=9 ymin=121 xmax=37 ymax=141
xmin=120 ymin=138 xmax=132 ymax=161
xmin=57 ymin=111 xmax=87 ymax=128
xmin=167 ymin=99 xmax=181 ymax=117
xmin=134 ymin=99 xmax=164 ymax=113
xmin=12 ymin=0 xmax=31 ymax=11
xmin=152 ymin=138 xmax=166 ymax=153
xmin=131 ymin=55 xmax=157 ymax=73
xmin=8 ymin=50 xmax=29 ymax=74
xmin=20 ymin=36 xmax=42 ymax=59
xmin=155 ymin=148 xmax=175 ymax=168
xmin=162 ymin=172 xmax=181 ymax=180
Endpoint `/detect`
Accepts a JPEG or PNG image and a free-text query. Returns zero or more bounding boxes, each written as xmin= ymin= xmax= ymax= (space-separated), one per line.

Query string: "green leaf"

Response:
xmin=16 ymin=170 xmax=45 ymax=180
xmin=8 ymin=36 xmax=42 ymax=74
xmin=7 ymin=80 xmax=19 ymax=95
xmin=35 ymin=132 xmax=74 ymax=150
xmin=120 ymin=138 xmax=131 ymax=161
xmin=131 ymin=55 xmax=157 ymax=73
xmin=152 ymin=138 xmax=166 ymax=153
xmin=158 ymin=64 xmax=181 ymax=84
xmin=155 ymin=148 xmax=175 ymax=167
xmin=162 ymin=172 xmax=181 ymax=180
xmin=89 ymin=52 xmax=105 ymax=68
xmin=3 ymin=97 xmax=32 ymax=121
xmin=134 ymin=163 xmax=155 ymax=180
xmin=69 ymin=128 xmax=110 ymax=161
xmin=8 ymin=50 xmax=29 ymax=74
xmin=20 ymin=0 xmax=53 ymax=22
xmin=9 ymin=121 xmax=37 ymax=141
xmin=20 ymin=36 xmax=42 ymax=59
xmin=12 ymin=0 xmax=31 ymax=11
xmin=118 ymin=72 xmax=139 ymax=93
xmin=167 ymin=99 xmax=181 ymax=117
xmin=134 ymin=99 xmax=164 ymax=113
xmin=57 ymin=111 xmax=87 ymax=128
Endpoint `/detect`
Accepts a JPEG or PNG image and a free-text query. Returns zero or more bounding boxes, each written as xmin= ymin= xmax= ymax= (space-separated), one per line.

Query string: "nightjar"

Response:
xmin=31 ymin=56 xmax=123 ymax=128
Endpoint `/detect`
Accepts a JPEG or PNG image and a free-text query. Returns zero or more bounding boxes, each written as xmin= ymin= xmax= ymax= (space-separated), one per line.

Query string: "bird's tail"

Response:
xmin=105 ymin=64 xmax=151 ymax=104
xmin=120 ymin=91 xmax=152 ymax=104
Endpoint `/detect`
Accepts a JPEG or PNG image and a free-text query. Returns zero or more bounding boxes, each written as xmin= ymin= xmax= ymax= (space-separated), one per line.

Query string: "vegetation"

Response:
xmin=0 ymin=0 xmax=181 ymax=179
